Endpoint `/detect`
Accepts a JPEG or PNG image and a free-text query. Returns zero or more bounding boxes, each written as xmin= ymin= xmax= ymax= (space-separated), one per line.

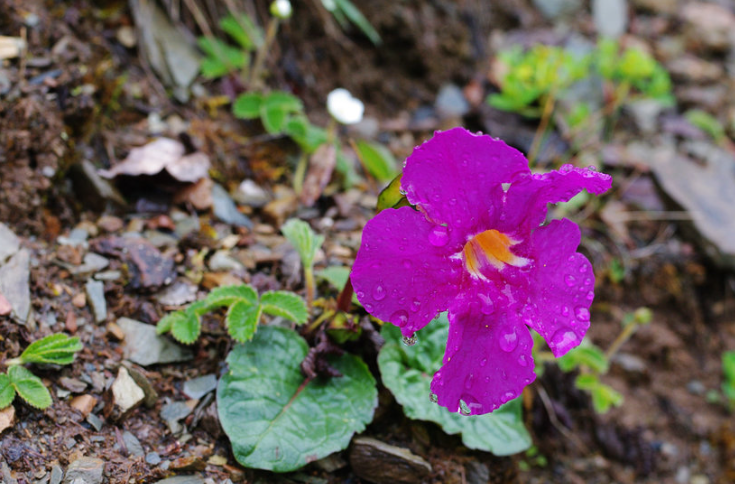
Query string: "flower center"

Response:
xmin=463 ymin=229 xmax=529 ymax=278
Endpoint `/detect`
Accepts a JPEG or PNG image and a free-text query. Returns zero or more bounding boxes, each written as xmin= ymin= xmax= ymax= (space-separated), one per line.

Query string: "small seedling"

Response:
xmin=721 ymin=351 xmax=735 ymax=411
xmin=1 ymin=333 xmax=82 ymax=410
xmin=281 ymin=219 xmax=324 ymax=311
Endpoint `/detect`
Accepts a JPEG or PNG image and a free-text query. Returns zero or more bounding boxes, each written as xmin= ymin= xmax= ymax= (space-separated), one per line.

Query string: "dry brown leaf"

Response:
xmin=300 ymin=144 xmax=337 ymax=207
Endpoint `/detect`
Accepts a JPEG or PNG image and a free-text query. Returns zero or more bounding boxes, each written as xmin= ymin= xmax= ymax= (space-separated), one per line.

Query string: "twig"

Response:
xmin=537 ymin=385 xmax=590 ymax=454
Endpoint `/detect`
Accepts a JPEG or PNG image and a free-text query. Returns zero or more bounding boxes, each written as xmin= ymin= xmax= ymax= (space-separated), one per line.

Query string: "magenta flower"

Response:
xmin=351 ymin=127 xmax=612 ymax=415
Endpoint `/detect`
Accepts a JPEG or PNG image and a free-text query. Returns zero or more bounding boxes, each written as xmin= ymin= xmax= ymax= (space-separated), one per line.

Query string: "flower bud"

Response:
xmin=270 ymin=0 xmax=292 ymax=19
xmin=327 ymin=88 xmax=364 ymax=125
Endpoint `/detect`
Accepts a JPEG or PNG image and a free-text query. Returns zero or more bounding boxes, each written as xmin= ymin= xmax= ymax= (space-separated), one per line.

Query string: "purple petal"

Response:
xmin=500 ymin=165 xmax=612 ymax=235
xmin=430 ymin=296 xmax=535 ymax=415
xmin=402 ymin=128 xmax=530 ymax=240
xmin=351 ymin=206 xmax=463 ymax=337
xmin=524 ymin=219 xmax=594 ymax=357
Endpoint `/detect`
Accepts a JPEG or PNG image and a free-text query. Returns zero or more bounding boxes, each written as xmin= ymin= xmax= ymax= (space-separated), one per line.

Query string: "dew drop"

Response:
xmin=584 ymin=277 xmax=592 ymax=286
xmin=560 ymin=163 xmax=573 ymax=173
xmin=478 ymin=294 xmax=495 ymax=315
xmin=402 ymin=333 xmax=418 ymax=346
xmin=365 ymin=303 xmax=373 ymax=311
xmin=372 ymin=284 xmax=386 ymax=301
xmin=578 ymin=265 xmax=587 ymax=273
xmin=484 ymin=376 xmax=490 ymax=383
xmin=459 ymin=400 xmax=471 ymax=416
xmin=501 ymin=370 xmax=507 ymax=380
xmin=465 ymin=374 xmax=474 ymax=390
xmin=402 ymin=259 xmax=412 ymax=269
xmin=357 ymin=291 xmax=365 ymax=299
xmin=586 ymin=291 xmax=594 ymax=301
xmin=551 ymin=329 xmax=579 ymax=354
xmin=575 ymin=307 xmax=590 ymax=322
xmin=479 ymin=358 xmax=488 ymax=367
xmin=429 ymin=225 xmax=449 ymax=247
xmin=410 ymin=298 xmax=421 ymax=313
xmin=391 ymin=310 xmax=409 ymax=327
xmin=503 ymin=391 xmax=515 ymax=402
xmin=564 ymin=274 xmax=576 ymax=287
xmin=498 ymin=328 xmax=518 ymax=352
xmin=561 ymin=306 xmax=570 ymax=317
xmin=517 ymin=355 xmax=528 ymax=367
xmin=429 ymin=392 xmax=438 ymax=403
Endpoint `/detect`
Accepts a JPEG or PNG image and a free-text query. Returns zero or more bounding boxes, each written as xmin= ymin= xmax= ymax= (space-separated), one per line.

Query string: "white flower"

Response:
xmin=321 ymin=0 xmax=337 ymax=12
xmin=327 ymin=88 xmax=364 ymax=125
xmin=270 ymin=0 xmax=292 ymax=19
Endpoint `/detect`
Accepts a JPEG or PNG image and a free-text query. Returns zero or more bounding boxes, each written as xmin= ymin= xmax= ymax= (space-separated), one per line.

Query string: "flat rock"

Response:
xmin=681 ymin=2 xmax=735 ymax=52
xmin=85 ymin=279 xmax=107 ymax=323
xmin=212 ymin=183 xmax=253 ymax=229
xmin=91 ymin=236 xmax=175 ymax=289
xmin=0 ymin=222 xmax=20 ymax=262
xmin=73 ymin=253 xmax=109 ymax=275
xmin=155 ymin=280 xmax=198 ymax=306
xmin=122 ymin=430 xmax=145 ymax=457
xmin=153 ymin=477 xmax=205 ymax=484
xmin=70 ymin=395 xmax=97 ymax=417
xmin=630 ymin=140 xmax=735 ymax=268
xmin=182 ymin=374 xmax=217 ymax=399
xmin=68 ymin=160 xmax=127 ymax=211
xmin=592 ymin=0 xmax=628 ymax=38
xmin=117 ymin=317 xmax=193 ymax=366
xmin=0 ymin=249 xmax=31 ymax=324
xmin=63 ymin=457 xmax=104 ymax=484
xmin=235 ymin=179 xmax=271 ymax=208
xmin=111 ymin=367 xmax=145 ymax=417
xmin=350 ymin=437 xmax=432 ymax=484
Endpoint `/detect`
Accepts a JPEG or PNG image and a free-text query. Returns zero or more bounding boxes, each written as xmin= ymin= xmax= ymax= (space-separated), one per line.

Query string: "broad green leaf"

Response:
xmin=218 ymin=326 xmax=377 ymax=471
xmin=355 ymin=140 xmax=398 ymax=182
xmin=19 ymin=333 xmax=82 ymax=366
xmin=316 ymin=266 xmax=351 ymax=291
xmin=8 ymin=366 xmax=52 ymax=409
xmin=264 ymin=91 xmax=303 ymax=113
xmin=171 ymin=310 xmax=201 ymax=345
xmin=558 ymin=343 xmax=609 ymax=374
xmin=261 ymin=105 xmax=288 ymax=133
xmin=156 ymin=310 xmax=184 ymax=335
xmin=197 ymin=37 xmax=246 ymax=78
xmin=226 ymin=300 xmax=262 ymax=342
xmin=376 ymin=173 xmax=408 ymax=212
xmin=0 ymin=374 xmax=15 ymax=409
xmin=686 ymin=109 xmax=725 ymax=142
xmin=204 ymin=285 xmax=259 ymax=310
xmin=333 ymin=0 xmax=381 ymax=45
xmin=378 ymin=314 xmax=532 ymax=455
xmin=219 ymin=13 xmax=263 ymax=51
xmin=281 ymin=219 xmax=324 ymax=270
xmin=574 ymin=374 xmax=623 ymax=414
xmin=723 ymin=351 xmax=735 ymax=383
xmin=233 ymin=93 xmax=264 ymax=119
xmin=260 ymin=291 xmax=308 ymax=325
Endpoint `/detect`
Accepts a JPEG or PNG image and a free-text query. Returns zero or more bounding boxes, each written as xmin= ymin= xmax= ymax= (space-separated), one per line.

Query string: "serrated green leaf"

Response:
xmin=558 ymin=343 xmax=609 ymax=374
xmin=8 ymin=366 xmax=52 ymax=409
xmin=18 ymin=333 xmax=82 ymax=366
xmin=219 ymin=13 xmax=263 ymax=51
xmin=261 ymin=105 xmax=288 ymax=133
xmin=156 ymin=311 xmax=184 ymax=335
xmin=171 ymin=311 xmax=201 ymax=345
xmin=233 ymin=93 xmax=264 ymax=119
xmin=316 ymin=266 xmax=351 ymax=290
xmin=260 ymin=291 xmax=308 ymax=325
xmin=723 ymin=351 xmax=735 ymax=383
xmin=218 ymin=326 xmax=377 ymax=472
xmin=197 ymin=37 xmax=247 ymax=78
xmin=281 ymin=219 xmax=324 ymax=270
xmin=355 ymin=140 xmax=398 ymax=182
xmin=204 ymin=285 xmax=259 ymax=311
xmin=333 ymin=0 xmax=381 ymax=45
xmin=0 ymin=374 xmax=15 ymax=409
xmin=264 ymin=91 xmax=303 ymax=113
xmin=226 ymin=300 xmax=262 ymax=342
xmin=378 ymin=314 xmax=531 ymax=455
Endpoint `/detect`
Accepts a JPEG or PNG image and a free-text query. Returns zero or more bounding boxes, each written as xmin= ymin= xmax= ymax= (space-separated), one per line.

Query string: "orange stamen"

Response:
xmin=463 ymin=229 xmax=528 ymax=278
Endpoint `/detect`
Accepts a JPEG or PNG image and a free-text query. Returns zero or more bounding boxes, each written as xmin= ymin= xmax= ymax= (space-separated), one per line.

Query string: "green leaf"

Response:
xmin=219 ymin=13 xmax=263 ymax=51
xmin=0 ymin=374 xmax=15 ymax=409
xmin=723 ymin=351 xmax=735 ymax=384
xmin=233 ymin=93 xmax=264 ymax=119
xmin=281 ymin=219 xmax=324 ymax=270
xmin=156 ymin=310 xmax=183 ymax=335
xmin=197 ymin=37 xmax=247 ymax=78
xmin=18 ymin=333 xmax=82 ymax=366
xmin=378 ymin=314 xmax=532 ymax=455
xmin=355 ymin=140 xmax=398 ymax=182
xmin=333 ymin=0 xmax=381 ymax=45
xmin=260 ymin=291 xmax=308 ymax=325
xmin=264 ymin=91 xmax=304 ymax=113
xmin=8 ymin=366 xmax=52 ymax=409
xmin=204 ymin=285 xmax=259 ymax=311
xmin=558 ymin=343 xmax=609 ymax=374
xmin=376 ymin=173 xmax=408 ymax=212
xmin=171 ymin=310 xmax=201 ymax=345
xmin=685 ymin=109 xmax=725 ymax=142
xmin=261 ymin=105 xmax=288 ymax=133
xmin=574 ymin=374 xmax=623 ymax=414
xmin=316 ymin=266 xmax=351 ymax=291
xmin=226 ymin=300 xmax=262 ymax=342
xmin=218 ymin=326 xmax=377 ymax=472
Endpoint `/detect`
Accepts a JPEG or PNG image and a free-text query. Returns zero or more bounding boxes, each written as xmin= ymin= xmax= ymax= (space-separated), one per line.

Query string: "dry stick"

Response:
xmin=249 ymin=17 xmax=279 ymax=89
xmin=181 ymin=0 xmax=216 ymax=38
xmin=537 ymin=385 xmax=590 ymax=455
xmin=527 ymin=90 xmax=557 ymax=166
xmin=605 ymin=322 xmax=639 ymax=361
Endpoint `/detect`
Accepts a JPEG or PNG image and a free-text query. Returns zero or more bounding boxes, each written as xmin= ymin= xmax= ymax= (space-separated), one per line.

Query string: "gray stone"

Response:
xmin=85 ymin=279 xmax=107 ymax=323
xmin=50 ymin=465 xmax=64 ymax=484
xmin=626 ymin=99 xmax=666 ymax=135
xmin=208 ymin=250 xmax=244 ymax=272
xmin=111 ymin=367 xmax=145 ymax=417
xmin=212 ymin=183 xmax=253 ymax=229
xmin=122 ymin=430 xmax=145 ymax=457
xmin=73 ymin=253 xmax=109 ymax=275
xmin=174 ymin=215 xmax=200 ymax=239
xmin=182 ymin=374 xmax=217 ymax=399
xmin=63 ymin=457 xmax=104 ymax=484
xmin=146 ymin=452 xmax=162 ymax=465
xmin=94 ymin=270 xmax=122 ymax=281
xmin=155 ymin=280 xmax=198 ymax=306
xmin=350 ymin=437 xmax=432 ymax=484
xmin=153 ymin=477 xmax=205 ymax=484
xmin=435 ymin=84 xmax=470 ymax=119
xmin=592 ymin=0 xmax=628 ymax=38
xmin=117 ymin=317 xmax=193 ymax=366
xmin=58 ymin=228 xmax=89 ymax=247
xmin=465 ymin=461 xmax=490 ymax=484
xmin=161 ymin=401 xmax=194 ymax=435
xmin=532 ymin=0 xmax=582 ymax=20
xmin=123 ymin=364 xmax=159 ymax=407
xmin=0 ymin=222 xmax=20 ymax=262
xmin=0 ymin=249 xmax=31 ymax=324
xmin=68 ymin=160 xmax=127 ymax=211
xmin=86 ymin=413 xmax=103 ymax=431
xmin=235 ymin=179 xmax=271 ymax=208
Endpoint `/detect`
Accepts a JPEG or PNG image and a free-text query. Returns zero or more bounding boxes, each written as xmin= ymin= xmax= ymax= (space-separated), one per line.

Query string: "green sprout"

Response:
xmin=281 ymin=219 xmax=324 ymax=311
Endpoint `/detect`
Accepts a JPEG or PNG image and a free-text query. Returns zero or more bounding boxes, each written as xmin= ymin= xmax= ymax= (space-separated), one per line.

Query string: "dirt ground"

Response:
xmin=2 ymin=0 xmax=735 ymax=483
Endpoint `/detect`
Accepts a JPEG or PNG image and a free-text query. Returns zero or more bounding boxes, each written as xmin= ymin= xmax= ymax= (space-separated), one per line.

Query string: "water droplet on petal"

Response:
xmin=564 ymin=274 xmax=576 ymax=287
xmin=410 ymin=298 xmax=421 ymax=313
xmin=586 ymin=291 xmax=594 ymax=301
xmin=429 ymin=393 xmax=438 ymax=403
xmin=391 ymin=310 xmax=409 ymax=327
xmin=484 ymin=376 xmax=490 ymax=383
xmin=478 ymin=294 xmax=495 ymax=315
xmin=561 ymin=306 xmax=570 ymax=317
xmin=465 ymin=374 xmax=474 ymax=390
xmin=575 ymin=307 xmax=590 ymax=322
xmin=429 ymin=225 xmax=449 ymax=247
xmin=372 ymin=284 xmax=386 ymax=301
xmin=518 ymin=355 xmax=528 ymax=367
xmin=357 ymin=291 xmax=365 ymax=299
xmin=584 ymin=278 xmax=592 ymax=286
xmin=579 ymin=265 xmax=587 ymax=273
xmin=503 ymin=391 xmax=515 ymax=402
xmin=365 ymin=303 xmax=373 ymax=311
xmin=501 ymin=370 xmax=507 ymax=380
xmin=402 ymin=333 xmax=417 ymax=346
xmin=459 ymin=400 xmax=471 ymax=416
xmin=551 ymin=329 xmax=579 ymax=354
xmin=402 ymin=259 xmax=412 ymax=269
xmin=560 ymin=164 xmax=573 ymax=173
xmin=498 ymin=328 xmax=518 ymax=352
xmin=479 ymin=358 xmax=487 ymax=367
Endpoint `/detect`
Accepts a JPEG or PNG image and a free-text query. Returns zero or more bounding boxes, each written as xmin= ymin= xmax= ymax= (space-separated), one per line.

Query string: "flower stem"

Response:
xmin=250 ymin=18 xmax=280 ymax=89
xmin=528 ymin=91 xmax=556 ymax=166
xmin=304 ymin=265 xmax=315 ymax=312
xmin=605 ymin=322 xmax=638 ymax=360
xmin=293 ymin=152 xmax=308 ymax=195
xmin=336 ymin=276 xmax=354 ymax=313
